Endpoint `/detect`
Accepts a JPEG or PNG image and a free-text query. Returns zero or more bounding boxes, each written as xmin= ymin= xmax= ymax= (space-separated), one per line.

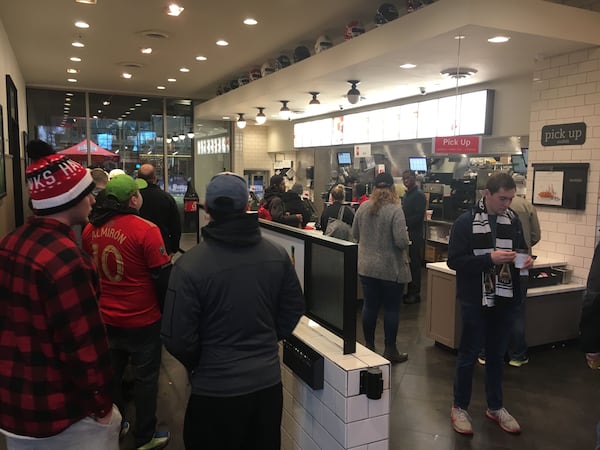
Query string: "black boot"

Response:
xmin=383 ymin=346 xmax=408 ymax=363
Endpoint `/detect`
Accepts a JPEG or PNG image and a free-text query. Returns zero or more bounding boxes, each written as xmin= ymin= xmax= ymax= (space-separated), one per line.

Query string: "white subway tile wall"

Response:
xmin=528 ymin=46 xmax=600 ymax=283
xmin=281 ymin=318 xmax=391 ymax=449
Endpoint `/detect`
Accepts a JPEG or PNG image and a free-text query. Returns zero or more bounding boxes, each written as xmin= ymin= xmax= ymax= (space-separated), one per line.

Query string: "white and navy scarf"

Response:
xmin=472 ymin=198 xmax=516 ymax=307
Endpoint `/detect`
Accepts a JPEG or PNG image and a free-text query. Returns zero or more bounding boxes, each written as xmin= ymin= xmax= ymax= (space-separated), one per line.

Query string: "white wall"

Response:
xmin=0 ymin=17 xmax=27 ymax=237
xmin=527 ymin=47 xmax=600 ymax=283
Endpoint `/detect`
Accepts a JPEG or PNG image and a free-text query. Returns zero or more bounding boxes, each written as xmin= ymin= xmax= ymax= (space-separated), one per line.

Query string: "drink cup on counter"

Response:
xmin=514 ymin=251 xmax=528 ymax=269
xmin=425 ymin=209 xmax=433 ymax=221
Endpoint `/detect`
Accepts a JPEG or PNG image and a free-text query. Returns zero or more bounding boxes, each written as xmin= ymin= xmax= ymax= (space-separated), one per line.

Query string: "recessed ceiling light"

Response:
xmin=75 ymin=0 xmax=97 ymax=4
xmin=222 ymin=116 xmax=230 ymax=120
xmin=70 ymin=57 xmax=82 ymax=62
xmin=167 ymin=78 xmax=176 ymax=82
xmin=195 ymin=55 xmax=207 ymax=61
xmin=97 ymin=109 xmax=102 ymax=113
xmin=166 ymin=4 xmax=184 ymax=16
xmin=129 ymin=107 xmax=135 ymax=110
xmin=122 ymin=72 xmax=132 ymax=79
xmin=65 ymin=98 xmax=71 ymax=102
xmin=179 ymin=67 xmax=190 ymax=73
xmin=67 ymin=78 xmax=78 ymax=83
xmin=135 ymin=103 xmax=141 ymax=107
xmin=216 ymin=40 xmax=229 ymax=46
xmin=74 ymin=21 xmax=89 ymax=28
xmin=125 ymin=111 xmax=131 ymax=115
xmin=400 ymin=63 xmax=416 ymax=69
xmin=72 ymin=40 xmax=84 ymax=48
xmin=157 ymin=85 xmax=166 ymax=90
xmin=488 ymin=36 xmax=510 ymax=43
xmin=140 ymin=47 xmax=153 ymax=54
xmin=141 ymin=98 xmax=148 ymax=102
xmin=67 ymin=68 xmax=79 ymax=74
xmin=66 ymin=92 xmax=74 ymax=96
xmin=243 ymin=18 xmax=258 ymax=25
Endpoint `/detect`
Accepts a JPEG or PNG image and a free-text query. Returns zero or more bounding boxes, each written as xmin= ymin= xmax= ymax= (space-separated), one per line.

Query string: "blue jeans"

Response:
xmin=508 ymin=277 xmax=528 ymax=360
xmin=106 ymin=321 xmax=162 ymax=448
xmin=5 ymin=405 xmax=121 ymax=450
xmin=360 ymin=276 xmax=404 ymax=348
xmin=454 ymin=300 xmax=516 ymax=410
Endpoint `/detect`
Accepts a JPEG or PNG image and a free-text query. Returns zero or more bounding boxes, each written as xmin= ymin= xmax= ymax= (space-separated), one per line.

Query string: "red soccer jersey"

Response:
xmin=82 ymin=214 xmax=170 ymax=328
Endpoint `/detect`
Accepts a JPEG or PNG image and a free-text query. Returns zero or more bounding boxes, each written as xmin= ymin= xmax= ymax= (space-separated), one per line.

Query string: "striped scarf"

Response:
xmin=472 ymin=198 xmax=516 ymax=307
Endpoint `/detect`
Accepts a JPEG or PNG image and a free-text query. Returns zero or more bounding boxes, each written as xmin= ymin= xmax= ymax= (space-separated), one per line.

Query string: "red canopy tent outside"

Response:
xmin=58 ymin=140 xmax=119 ymax=163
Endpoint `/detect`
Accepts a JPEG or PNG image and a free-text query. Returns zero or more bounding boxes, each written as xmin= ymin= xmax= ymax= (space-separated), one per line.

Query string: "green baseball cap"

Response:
xmin=105 ymin=174 xmax=148 ymax=202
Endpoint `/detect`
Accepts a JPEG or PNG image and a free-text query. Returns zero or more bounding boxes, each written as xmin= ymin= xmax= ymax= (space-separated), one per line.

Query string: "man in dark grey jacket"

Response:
xmin=161 ymin=172 xmax=304 ymax=450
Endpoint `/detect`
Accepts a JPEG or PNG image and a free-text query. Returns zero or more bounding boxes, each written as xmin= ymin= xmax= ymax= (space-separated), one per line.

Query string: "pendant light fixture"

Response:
xmin=236 ymin=113 xmax=247 ymax=129
xmin=255 ymin=107 xmax=267 ymax=125
xmin=279 ymin=101 xmax=291 ymax=120
xmin=308 ymin=92 xmax=320 ymax=106
xmin=187 ymin=130 xmax=195 ymax=139
xmin=346 ymin=80 xmax=361 ymax=104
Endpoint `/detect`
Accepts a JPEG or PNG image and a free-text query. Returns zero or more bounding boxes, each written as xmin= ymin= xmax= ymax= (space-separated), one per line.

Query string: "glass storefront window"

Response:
xmin=27 ymin=88 xmax=197 ymax=231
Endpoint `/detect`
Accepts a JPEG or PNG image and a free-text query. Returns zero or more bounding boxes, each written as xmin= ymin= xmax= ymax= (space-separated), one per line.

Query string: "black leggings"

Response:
xmin=183 ymin=383 xmax=283 ymax=450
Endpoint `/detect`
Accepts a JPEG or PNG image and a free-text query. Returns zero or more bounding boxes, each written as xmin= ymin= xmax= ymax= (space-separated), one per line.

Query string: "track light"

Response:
xmin=279 ymin=101 xmax=291 ymax=120
xmin=255 ymin=107 xmax=267 ymax=125
xmin=308 ymin=92 xmax=320 ymax=106
xmin=236 ymin=113 xmax=247 ymax=129
xmin=346 ymin=80 xmax=361 ymax=104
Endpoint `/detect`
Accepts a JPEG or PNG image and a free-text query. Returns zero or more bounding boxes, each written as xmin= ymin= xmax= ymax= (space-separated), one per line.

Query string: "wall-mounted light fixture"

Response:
xmin=346 ymin=80 xmax=361 ymax=104
xmin=279 ymin=101 xmax=291 ymax=120
xmin=255 ymin=107 xmax=267 ymax=125
xmin=236 ymin=113 xmax=247 ymax=129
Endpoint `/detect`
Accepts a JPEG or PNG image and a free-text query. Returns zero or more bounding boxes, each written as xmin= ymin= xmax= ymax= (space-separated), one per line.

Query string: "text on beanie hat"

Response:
xmin=26 ymin=140 xmax=95 ymax=215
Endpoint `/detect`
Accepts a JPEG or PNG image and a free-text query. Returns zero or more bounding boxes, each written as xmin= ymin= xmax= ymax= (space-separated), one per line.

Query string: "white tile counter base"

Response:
xmin=280 ymin=317 xmax=391 ymax=450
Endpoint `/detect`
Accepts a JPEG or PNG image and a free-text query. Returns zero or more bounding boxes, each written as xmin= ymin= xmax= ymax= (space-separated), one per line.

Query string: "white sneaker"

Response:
xmin=486 ymin=407 xmax=521 ymax=434
xmin=451 ymin=406 xmax=473 ymax=435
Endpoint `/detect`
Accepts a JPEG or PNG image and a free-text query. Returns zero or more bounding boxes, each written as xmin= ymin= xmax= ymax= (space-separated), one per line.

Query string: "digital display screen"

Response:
xmin=337 ymin=152 xmax=351 ymax=165
xmin=512 ymin=154 xmax=527 ymax=174
xmin=409 ymin=157 xmax=427 ymax=172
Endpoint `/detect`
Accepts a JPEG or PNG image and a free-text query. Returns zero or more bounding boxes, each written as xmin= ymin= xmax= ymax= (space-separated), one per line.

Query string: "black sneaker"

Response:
xmin=383 ymin=348 xmax=408 ymax=363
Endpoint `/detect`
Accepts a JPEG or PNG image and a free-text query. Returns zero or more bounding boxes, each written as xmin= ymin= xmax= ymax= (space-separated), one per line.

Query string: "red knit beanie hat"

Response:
xmin=26 ymin=140 xmax=95 ymax=215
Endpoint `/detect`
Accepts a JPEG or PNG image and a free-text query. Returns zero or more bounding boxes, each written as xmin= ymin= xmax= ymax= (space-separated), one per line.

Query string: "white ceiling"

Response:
xmin=1 ymin=0 xmax=599 ymax=123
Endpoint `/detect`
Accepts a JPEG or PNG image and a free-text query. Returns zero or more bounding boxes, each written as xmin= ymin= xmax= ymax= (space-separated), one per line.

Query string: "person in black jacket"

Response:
xmin=281 ymin=183 xmax=311 ymax=228
xmin=319 ymin=184 xmax=355 ymax=233
xmin=161 ymin=172 xmax=304 ymax=450
xmin=137 ymin=164 xmax=182 ymax=255
xmin=447 ymin=172 xmax=532 ymax=436
xmin=402 ymin=170 xmax=426 ymax=304
xmin=263 ymin=174 xmax=303 ymax=227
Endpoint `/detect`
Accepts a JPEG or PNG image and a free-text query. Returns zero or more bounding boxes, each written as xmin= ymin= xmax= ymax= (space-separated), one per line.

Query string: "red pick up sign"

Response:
xmin=433 ymin=135 xmax=481 ymax=154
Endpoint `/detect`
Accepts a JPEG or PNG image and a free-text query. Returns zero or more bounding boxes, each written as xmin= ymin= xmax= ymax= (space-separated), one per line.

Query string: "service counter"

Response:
xmin=425 ymin=258 xmax=585 ymax=349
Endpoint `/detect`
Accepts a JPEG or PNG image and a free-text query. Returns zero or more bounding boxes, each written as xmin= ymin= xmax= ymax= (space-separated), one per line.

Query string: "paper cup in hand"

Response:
xmin=514 ymin=252 xmax=528 ymax=269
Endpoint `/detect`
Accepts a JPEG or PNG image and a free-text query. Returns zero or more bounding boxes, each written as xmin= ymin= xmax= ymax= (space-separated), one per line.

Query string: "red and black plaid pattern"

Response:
xmin=0 ymin=217 xmax=113 ymax=437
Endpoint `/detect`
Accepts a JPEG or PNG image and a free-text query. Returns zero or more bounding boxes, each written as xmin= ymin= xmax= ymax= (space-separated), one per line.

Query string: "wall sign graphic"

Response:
xmin=541 ymin=122 xmax=586 ymax=146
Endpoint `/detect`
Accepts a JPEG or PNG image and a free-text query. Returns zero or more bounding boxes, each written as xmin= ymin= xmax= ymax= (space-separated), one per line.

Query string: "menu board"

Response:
xmin=293 ymin=89 xmax=493 ymax=148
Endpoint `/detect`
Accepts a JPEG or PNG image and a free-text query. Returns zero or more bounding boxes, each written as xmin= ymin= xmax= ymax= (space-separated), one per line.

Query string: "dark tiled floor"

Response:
xmin=2 ymin=235 xmax=599 ymax=449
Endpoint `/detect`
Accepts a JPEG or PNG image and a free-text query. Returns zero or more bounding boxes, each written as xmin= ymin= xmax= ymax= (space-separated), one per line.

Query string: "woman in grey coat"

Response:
xmin=352 ymin=172 xmax=411 ymax=363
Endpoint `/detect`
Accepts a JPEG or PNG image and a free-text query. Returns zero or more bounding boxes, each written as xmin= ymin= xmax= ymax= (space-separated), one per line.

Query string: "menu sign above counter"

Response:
xmin=293 ymin=89 xmax=494 ymax=148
